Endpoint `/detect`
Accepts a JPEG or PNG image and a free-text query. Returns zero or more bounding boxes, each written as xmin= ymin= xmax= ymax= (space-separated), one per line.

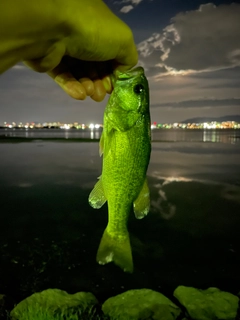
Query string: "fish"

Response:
xmin=88 ymin=66 xmax=151 ymax=273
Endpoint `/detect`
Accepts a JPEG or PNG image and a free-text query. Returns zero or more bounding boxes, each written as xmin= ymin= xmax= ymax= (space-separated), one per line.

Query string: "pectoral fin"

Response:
xmin=133 ymin=178 xmax=150 ymax=219
xmin=99 ymin=132 xmax=104 ymax=157
xmin=89 ymin=177 xmax=106 ymax=209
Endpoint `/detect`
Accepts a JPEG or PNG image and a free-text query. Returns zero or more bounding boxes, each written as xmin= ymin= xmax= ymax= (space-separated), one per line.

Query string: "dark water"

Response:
xmin=0 ymin=130 xmax=240 ymax=308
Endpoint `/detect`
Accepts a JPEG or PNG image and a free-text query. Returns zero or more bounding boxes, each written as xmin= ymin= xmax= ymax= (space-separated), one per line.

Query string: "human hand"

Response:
xmin=24 ymin=0 xmax=138 ymax=101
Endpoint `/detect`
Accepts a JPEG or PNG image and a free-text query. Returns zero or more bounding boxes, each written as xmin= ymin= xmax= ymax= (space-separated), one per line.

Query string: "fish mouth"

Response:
xmin=111 ymin=67 xmax=144 ymax=87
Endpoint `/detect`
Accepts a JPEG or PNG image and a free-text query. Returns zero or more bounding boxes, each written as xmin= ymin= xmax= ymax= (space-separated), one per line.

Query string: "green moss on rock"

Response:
xmin=10 ymin=288 xmax=98 ymax=320
xmin=174 ymin=286 xmax=239 ymax=320
xmin=102 ymin=288 xmax=181 ymax=320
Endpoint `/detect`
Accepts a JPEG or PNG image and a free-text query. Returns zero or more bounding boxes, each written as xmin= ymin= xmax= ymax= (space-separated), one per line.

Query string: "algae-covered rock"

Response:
xmin=0 ymin=294 xmax=5 ymax=308
xmin=10 ymin=288 xmax=98 ymax=320
xmin=102 ymin=288 xmax=181 ymax=320
xmin=0 ymin=293 xmax=12 ymax=319
xmin=174 ymin=286 xmax=239 ymax=320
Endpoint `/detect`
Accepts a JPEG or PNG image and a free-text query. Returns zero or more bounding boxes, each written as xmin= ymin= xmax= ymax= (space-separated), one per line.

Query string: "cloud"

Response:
xmin=120 ymin=5 xmax=134 ymax=13
xmin=117 ymin=0 xmax=143 ymax=5
xmin=0 ymin=66 xmax=107 ymax=124
xmin=138 ymin=3 xmax=240 ymax=77
xmin=115 ymin=0 xmax=143 ymax=13
xmin=131 ymin=0 xmax=142 ymax=4
xmin=151 ymin=98 xmax=240 ymax=109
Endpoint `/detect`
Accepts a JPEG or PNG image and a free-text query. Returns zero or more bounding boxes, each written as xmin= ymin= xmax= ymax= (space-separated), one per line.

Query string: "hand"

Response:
xmin=23 ymin=0 xmax=138 ymax=101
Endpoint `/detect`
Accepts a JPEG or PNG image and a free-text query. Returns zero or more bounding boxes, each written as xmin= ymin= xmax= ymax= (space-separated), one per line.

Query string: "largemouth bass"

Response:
xmin=89 ymin=67 xmax=151 ymax=273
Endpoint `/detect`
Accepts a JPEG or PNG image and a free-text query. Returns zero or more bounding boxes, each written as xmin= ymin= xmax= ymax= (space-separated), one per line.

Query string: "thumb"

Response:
xmin=114 ymin=36 xmax=138 ymax=72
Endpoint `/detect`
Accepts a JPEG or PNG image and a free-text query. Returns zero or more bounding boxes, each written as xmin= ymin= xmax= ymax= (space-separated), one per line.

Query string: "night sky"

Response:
xmin=0 ymin=0 xmax=240 ymax=124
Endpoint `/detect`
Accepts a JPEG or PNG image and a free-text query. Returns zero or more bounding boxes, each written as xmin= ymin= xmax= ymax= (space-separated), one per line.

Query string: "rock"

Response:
xmin=0 ymin=293 xmax=15 ymax=319
xmin=10 ymin=288 xmax=98 ymax=320
xmin=102 ymin=288 xmax=181 ymax=320
xmin=0 ymin=294 xmax=6 ymax=318
xmin=174 ymin=286 xmax=239 ymax=320
xmin=0 ymin=294 xmax=5 ymax=308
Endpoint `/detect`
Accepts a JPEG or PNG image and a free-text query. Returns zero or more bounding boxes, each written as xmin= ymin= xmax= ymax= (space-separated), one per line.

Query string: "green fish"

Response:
xmin=89 ymin=66 xmax=151 ymax=273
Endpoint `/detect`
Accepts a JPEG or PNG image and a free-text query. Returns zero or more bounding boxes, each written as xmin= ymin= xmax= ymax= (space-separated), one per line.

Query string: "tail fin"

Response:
xmin=96 ymin=228 xmax=133 ymax=273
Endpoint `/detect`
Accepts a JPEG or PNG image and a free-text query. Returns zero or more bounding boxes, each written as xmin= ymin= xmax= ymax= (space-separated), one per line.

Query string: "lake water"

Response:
xmin=0 ymin=129 xmax=239 ymax=308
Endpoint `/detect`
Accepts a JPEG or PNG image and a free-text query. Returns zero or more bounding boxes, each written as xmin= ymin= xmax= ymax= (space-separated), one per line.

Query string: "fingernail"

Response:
xmin=67 ymin=84 xmax=86 ymax=100
xmin=102 ymin=76 xmax=112 ymax=93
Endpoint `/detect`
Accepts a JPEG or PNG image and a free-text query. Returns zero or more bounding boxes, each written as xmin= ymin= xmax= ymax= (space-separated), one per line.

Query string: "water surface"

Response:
xmin=1 ymin=128 xmax=240 ymax=143
xmin=0 ymin=130 xmax=239 ymax=305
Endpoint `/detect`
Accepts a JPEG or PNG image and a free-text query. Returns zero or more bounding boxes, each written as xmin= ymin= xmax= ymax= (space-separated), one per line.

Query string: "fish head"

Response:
xmin=110 ymin=66 xmax=149 ymax=116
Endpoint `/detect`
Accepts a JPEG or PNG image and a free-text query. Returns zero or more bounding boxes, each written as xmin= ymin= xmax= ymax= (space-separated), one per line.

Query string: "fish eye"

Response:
xmin=133 ymin=84 xmax=144 ymax=94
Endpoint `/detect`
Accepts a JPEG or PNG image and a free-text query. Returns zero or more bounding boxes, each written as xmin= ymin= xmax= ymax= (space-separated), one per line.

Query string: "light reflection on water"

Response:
xmin=1 ymin=128 xmax=240 ymax=144
xmin=0 ymin=128 xmax=102 ymax=140
xmin=151 ymin=129 xmax=240 ymax=144
xmin=202 ymin=129 xmax=239 ymax=144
